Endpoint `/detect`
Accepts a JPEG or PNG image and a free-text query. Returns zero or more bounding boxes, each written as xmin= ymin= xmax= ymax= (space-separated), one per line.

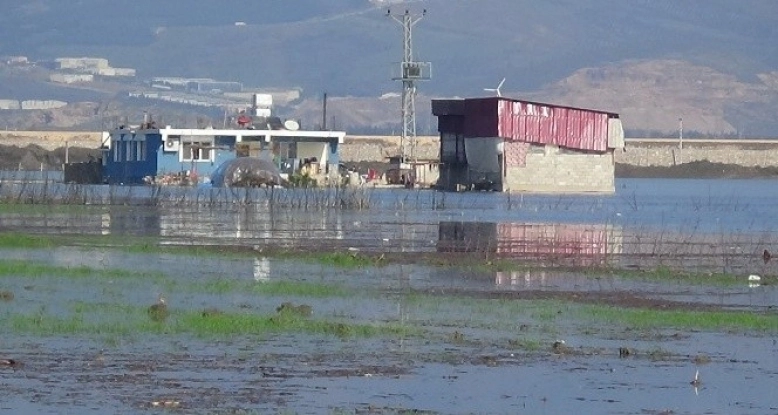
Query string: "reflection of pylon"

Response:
xmin=388 ymin=9 xmax=431 ymax=164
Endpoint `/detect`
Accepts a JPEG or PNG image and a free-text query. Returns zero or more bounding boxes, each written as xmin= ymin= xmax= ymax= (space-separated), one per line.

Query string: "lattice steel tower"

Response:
xmin=388 ymin=9 xmax=431 ymax=163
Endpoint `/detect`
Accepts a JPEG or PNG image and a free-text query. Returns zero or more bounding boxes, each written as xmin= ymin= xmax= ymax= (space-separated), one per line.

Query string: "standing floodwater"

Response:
xmin=0 ymin=178 xmax=777 ymax=414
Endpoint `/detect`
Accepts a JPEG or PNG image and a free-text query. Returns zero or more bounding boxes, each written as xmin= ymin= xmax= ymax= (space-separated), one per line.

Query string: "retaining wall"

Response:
xmin=341 ymin=136 xmax=778 ymax=168
xmin=614 ymin=140 xmax=778 ymax=167
xmin=3 ymin=132 xmax=778 ymax=168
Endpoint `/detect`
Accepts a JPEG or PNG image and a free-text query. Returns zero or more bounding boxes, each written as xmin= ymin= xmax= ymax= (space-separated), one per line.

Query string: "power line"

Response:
xmin=387 ymin=8 xmax=431 ymax=164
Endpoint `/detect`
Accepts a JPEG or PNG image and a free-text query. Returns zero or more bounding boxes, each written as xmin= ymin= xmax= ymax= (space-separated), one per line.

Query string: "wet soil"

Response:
xmin=1 ymin=245 xmax=777 ymax=414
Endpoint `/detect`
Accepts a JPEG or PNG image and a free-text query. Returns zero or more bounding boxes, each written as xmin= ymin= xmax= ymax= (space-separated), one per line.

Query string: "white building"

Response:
xmin=50 ymin=73 xmax=94 ymax=84
xmin=21 ymin=100 xmax=67 ymax=110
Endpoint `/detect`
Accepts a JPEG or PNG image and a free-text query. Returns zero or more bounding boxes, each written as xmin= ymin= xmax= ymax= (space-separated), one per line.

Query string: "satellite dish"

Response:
xmin=484 ymin=77 xmax=506 ymax=97
xmin=283 ymin=119 xmax=300 ymax=131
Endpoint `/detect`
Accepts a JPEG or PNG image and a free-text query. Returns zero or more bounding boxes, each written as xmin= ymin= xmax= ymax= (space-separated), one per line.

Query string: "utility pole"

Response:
xmin=387 ymin=8 xmax=431 ymax=164
xmin=322 ymin=92 xmax=328 ymax=130
xmin=678 ymin=117 xmax=683 ymax=149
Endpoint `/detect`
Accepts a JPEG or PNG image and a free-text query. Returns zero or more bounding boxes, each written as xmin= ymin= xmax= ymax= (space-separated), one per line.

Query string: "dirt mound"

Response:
xmin=0 ymin=143 xmax=101 ymax=171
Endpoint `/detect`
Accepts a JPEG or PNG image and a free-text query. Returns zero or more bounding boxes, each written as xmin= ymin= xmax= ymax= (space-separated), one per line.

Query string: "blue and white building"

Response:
xmin=102 ymin=125 xmax=345 ymax=185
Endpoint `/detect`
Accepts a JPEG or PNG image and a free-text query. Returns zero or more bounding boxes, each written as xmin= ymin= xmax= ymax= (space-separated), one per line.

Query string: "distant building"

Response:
xmin=4 ymin=56 xmax=28 ymax=65
xmin=0 ymin=99 xmax=21 ymax=110
xmin=53 ymin=57 xmax=135 ymax=77
xmin=432 ymin=97 xmax=624 ymax=193
xmin=95 ymin=67 xmax=136 ymax=77
xmin=20 ymin=100 xmax=67 ymax=110
xmin=50 ymin=73 xmax=94 ymax=84
xmin=56 ymin=57 xmax=109 ymax=70
xmin=101 ymin=96 xmax=346 ymax=185
xmin=150 ymin=77 xmax=243 ymax=94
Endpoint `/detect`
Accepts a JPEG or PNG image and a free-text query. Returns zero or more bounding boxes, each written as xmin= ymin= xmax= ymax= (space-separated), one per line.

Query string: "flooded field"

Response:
xmin=1 ymin=178 xmax=778 ymax=414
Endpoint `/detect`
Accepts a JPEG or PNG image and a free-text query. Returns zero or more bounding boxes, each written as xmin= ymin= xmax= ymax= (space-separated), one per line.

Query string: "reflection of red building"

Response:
xmin=438 ymin=222 xmax=621 ymax=266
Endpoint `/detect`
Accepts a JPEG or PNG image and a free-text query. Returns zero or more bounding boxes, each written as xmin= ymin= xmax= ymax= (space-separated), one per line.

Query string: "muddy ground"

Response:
xmin=1 ymin=245 xmax=776 ymax=415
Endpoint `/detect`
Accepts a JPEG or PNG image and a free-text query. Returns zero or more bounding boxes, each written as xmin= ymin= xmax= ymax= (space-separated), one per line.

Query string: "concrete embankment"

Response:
xmin=2 ymin=132 xmax=778 ymax=168
xmin=342 ymin=136 xmax=778 ymax=169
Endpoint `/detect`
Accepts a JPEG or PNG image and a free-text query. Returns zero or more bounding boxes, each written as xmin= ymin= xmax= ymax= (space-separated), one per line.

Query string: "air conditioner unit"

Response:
xmin=163 ymin=139 xmax=179 ymax=152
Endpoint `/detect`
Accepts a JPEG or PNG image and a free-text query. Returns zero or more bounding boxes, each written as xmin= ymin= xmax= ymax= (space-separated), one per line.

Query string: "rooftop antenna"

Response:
xmin=322 ymin=92 xmax=328 ymax=130
xmin=484 ymin=77 xmax=506 ymax=97
xmin=387 ymin=8 xmax=432 ymax=164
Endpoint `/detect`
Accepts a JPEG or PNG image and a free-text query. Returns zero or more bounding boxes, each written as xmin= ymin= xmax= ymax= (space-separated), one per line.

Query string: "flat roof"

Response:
xmin=112 ymin=126 xmax=346 ymax=143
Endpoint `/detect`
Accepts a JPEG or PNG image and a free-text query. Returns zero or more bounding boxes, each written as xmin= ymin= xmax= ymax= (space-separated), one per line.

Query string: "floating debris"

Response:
xmin=618 ymin=347 xmax=631 ymax=358
xmin=552 ymin=340 xmax=570 ymax=354
xmin=690 ymin=369 xmax=701 ymax=387
xmin=748 ymin=274 xmax=762 ymax=288
xmin=150 ymin=400 xmax=180 ymax=408
xmin=0 ymin=290 xmax=13 ymax=301
xmin=0 ymin=359 xmax=18 ymax=367
xmin=763 ymin=249 xmax=772 ymax=264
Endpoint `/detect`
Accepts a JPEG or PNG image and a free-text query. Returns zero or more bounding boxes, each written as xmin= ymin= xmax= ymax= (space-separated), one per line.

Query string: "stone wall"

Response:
xmin=614 ymin=141 xmax=778 ymax=167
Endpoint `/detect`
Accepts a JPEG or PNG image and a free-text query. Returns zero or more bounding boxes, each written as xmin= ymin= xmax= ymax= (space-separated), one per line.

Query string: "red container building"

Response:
xmin=432 ymin=97 xmax=624 ymax=193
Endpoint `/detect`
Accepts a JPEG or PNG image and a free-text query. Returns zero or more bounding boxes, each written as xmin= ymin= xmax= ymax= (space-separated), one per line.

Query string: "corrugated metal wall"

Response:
xmin=434 ymin=97 xmax=617 ymax=153
xmin=497 ymin=99 xmax=610 ymax=152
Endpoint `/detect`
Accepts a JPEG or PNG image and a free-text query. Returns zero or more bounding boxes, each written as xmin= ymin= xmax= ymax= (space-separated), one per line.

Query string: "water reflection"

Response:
xmin=438 ymin=221 xmax=622 ymax=266
xmin=108 ymin=206 xmax=161 ymax=236
xmin=253 ymin=257 xmax=270 ymax=282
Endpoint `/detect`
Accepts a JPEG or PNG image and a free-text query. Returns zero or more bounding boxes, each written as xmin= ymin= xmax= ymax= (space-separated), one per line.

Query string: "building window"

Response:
xmin=125 ymin=141 xmax=132 ymax=162
xmin=182 ymin=141 xmax=212 ymax=162
xmin=136 ymin=141 xmax=145 ymax=161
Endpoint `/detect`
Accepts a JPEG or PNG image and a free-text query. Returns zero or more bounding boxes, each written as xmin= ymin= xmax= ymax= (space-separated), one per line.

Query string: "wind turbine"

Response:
xmin=484 ymin=77 xmax=506 ymax=97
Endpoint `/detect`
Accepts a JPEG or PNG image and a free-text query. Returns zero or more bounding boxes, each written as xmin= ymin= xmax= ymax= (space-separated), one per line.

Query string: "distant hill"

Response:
xmin=1 ymin=0 xmax=777 ymax=135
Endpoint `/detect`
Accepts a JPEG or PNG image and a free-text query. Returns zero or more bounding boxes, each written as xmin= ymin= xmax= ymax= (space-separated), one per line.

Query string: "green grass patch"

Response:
xmin=306 ymin=252 xmax=377 ymax=268
xmin=3 ymin=306 xmax=419 ymax=339
xmin=188 ymin=279 xmax=351 ymax=297
xmin=177 ymin=311 xmax=415 ymax=338
xmin=578 ymin=304 xmax=778 ymax=332
xmin=401 ymin=291 xmax=778 ymax=333
xmin=592 ymin=266 xmax=746 ymax=287
xmin=0 ymin=232 xmax=55 ymax=249
xmin=0 ymin=259 xmax=165 ymax=280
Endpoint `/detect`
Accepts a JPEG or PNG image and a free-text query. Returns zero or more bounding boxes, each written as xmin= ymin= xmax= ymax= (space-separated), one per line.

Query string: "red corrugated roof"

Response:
xmin=434 ymin=97 xmax=618 ymax=152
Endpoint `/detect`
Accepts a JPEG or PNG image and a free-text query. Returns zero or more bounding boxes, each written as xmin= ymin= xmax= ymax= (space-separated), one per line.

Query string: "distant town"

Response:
xmin=0 ymin=54 xmax=302 ymax=116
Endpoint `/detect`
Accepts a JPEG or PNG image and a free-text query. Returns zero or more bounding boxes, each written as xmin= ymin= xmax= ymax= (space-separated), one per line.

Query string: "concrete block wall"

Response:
xmin=504 ymin=147 xmax=615 ymax=193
